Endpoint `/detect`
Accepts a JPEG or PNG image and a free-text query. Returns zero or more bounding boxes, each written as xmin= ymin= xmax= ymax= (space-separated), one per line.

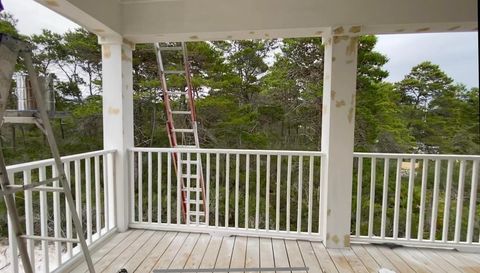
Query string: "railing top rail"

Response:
xmin=354 ymin=152 xmax=480 ymax=160
xmin=6 ymin=149 xmax=117 ymax=172
xmin=130 ymin=147 xmax=326 ymax=157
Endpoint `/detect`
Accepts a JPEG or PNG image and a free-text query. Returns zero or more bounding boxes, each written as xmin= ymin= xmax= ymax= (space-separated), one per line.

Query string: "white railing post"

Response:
xmin=99 ymin=35 xmax=134 ymax=232
xmin=320 ymin=29 xmax=359 ymax=248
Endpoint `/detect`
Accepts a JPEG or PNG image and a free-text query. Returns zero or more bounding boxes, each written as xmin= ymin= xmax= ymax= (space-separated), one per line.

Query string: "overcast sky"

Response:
xmin=3 ymin=0 xmax=479 ymax=88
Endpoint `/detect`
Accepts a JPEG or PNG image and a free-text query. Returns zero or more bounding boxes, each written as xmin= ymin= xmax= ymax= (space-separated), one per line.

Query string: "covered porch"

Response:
xmin=2 ymin=0 xmax=479 ymax=272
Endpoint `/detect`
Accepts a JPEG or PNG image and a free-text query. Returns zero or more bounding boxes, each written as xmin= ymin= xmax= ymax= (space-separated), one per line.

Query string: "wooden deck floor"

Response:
xmin=72 ymin=230 xmax=480 ymax=273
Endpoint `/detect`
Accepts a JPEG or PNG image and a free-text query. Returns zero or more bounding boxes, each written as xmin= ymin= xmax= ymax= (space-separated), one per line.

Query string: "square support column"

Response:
xmin=99 ymin=36 xmax=134 ymax=232
xmin=320 ymin=32 xmax=358 ymax=248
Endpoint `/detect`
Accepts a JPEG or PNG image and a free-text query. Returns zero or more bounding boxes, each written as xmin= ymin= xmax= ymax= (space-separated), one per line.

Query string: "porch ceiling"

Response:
xmin=35 ymin=0 xmax=477 ymax=42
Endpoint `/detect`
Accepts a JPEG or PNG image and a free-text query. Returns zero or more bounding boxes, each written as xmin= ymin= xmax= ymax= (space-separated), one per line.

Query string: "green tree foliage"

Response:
xmin=1 ymin=13 xmax=479 ymax=237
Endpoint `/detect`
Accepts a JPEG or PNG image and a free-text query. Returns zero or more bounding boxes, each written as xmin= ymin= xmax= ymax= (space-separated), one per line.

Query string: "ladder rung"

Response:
xmin=166 ymin=91 xmax=188 ymax=95
xmin=187 ymin=211 xmax=205 ymax=216
xmin=185 ymin=199 xmax=204 ymax=205
xmin=180 ymin=160 xmax=198 ymax=164
xmin=158 ymin=46 xmax=183 ymax=51
xmin=3 ymin=177 xmax=62 ymax=195
xmin=173 ymin=128 xmax=195 ymax=133
xmin=181 ymin=174 xmax=198 ymax=179
xmin=164 ymin=70 xmax=185 ymax=74
xmin=176 ymin=145 xmax=197 ymax=148
xmin=20 ymin=235 xmax=79 ymax=243
xmin=182 ymin=187 xmax=202 ymax=192
xmin=171 ymin=110 xmax=192 ymax=115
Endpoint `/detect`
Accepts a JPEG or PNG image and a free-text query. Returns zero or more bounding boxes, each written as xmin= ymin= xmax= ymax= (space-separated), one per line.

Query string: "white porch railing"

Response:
xmin=129 ymin=147 xmax=325 ymax=240
xmin=5 ymin=149 xmax=116 ymax=273
xmin=351 ymin=153 xmax=480 ymax=250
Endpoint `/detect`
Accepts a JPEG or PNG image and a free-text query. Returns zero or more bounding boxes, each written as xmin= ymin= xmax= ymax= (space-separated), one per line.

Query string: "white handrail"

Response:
xmin=5 ymin=149 xmax=117 ymax=273
xmin=129 ymin=148 xmax=325 ymax=241
xmin=352 ymin=153 xmax=480 ymax=250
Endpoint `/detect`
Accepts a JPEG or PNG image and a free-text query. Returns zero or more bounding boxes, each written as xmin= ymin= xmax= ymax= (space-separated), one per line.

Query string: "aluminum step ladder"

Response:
xmin=154 ymin=42 xmax=206 ymax=224
xmin=0 ymin=33 xmax=95 ymax=273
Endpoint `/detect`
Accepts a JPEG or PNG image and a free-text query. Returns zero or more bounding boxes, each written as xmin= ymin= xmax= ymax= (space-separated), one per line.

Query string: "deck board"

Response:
xmin=71 ymin=230 xmax=480 ymax=273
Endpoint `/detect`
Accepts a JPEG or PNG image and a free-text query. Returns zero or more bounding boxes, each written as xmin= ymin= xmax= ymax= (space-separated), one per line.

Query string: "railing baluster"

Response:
xmin=24 ymin=170 xmax=35 ymax=268
xmin=297 ymin=155 xmax=303 ymax=233
xmin=276 ymin=155 xmax=281 ymax=232
xmin=418 ymin=159 xmax=428 ymax=240
xmin=255 ymin=154 xmax=260 ymax=230
xmin=167 ymin=152 xmax=172 ymax=224
xmin=74 ymin=160 xmax=82 ymax=225
xmin=380 ymin=158 xmax=389 ymax=239
xmin=7 ymin=177 xmax=19 ymax=273
xmin=196 ymin=152 xmax=200 ymax=225
xmin=215 ymin=153 xmax=220 ymax=227
xmin=186 ymin=152 xmax=191 ymax=225
xmin=245 ymin=154 xmax=250 ymax=228
xmin=158 ymin=152 xmax=162 ymax=223
xmin=286 ymin=155 xmax=292 ymax=232
xmin=442 ymin=159 xmax=453 ymax=242
xmin=430 ymin=159 xmax=441 ymax=241
xmin=176 ymin=151 xmax=182 ymax=225
xmin=39 ymin=166 xmax=49 ymax=272
xmin=65 ymin=162 xmax=73 ymax=257
xmin=95 ymin=156 xmax=101 ymax=236
xmin=130 ymin=151 xmax=135 ymax=223
xmin=405 ymin=158 xmax=415 ymax=240
xmin=393 ymin=158 xmax=401 ymax=239
xmin=454 ymin=160 xmax=466 ymax=243
xmin=138 ymin=151 xmax=143 ymax=223
xmin=307 ymin=156 xmax=314 ymax=234
xmin=266 ymin=154 xmax=271 ymax=231
xmin=86 ymin=158 xmax=92 ymax=244
xmin=235 ymin=153 xmax=240 ymax=228
xmin=52 ymin=165 xmax=61 ymax=265
xmin=102 ymin=155 xmax=108 ymax=231
xmin=368 ymin=157 xmax=376 ymax=238
xmin=206 ymin=153 xmax=211 ymax=226
xmin=225 ymin=153 xmax=230 ymax=227
xmin=107 ymin=152 xmax=115 ymax=228
xmin=355 ymin=157 xmax=363 ymax=236
xmin=148 ymin=152 xmax=153 ymax=224
xmin=466 ymin=160 xmax=479 ymax=244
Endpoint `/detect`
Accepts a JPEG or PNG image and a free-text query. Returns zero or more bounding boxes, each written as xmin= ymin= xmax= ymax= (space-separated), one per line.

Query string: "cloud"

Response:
xmin=2 ymin=0 xmax=79 ymax=35
xmin=375 ymin=32 xmax=479 ymax=88
xmin=3 ymin=1 xmax=479 ymax=88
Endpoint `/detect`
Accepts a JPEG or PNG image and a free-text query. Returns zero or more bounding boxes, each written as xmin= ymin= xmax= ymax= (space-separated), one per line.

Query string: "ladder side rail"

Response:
xmin=22 ymin=51 xmax=96 ymax=273
xmin=0 ymin=37 xmax=34 ymax=273
xmin=181 ymin=42 xmax=198 ymax=125
xmin=154 ymin=43 xmax=177 ymax=148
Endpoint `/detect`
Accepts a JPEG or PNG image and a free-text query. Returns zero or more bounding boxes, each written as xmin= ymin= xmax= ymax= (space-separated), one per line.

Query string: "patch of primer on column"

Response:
xmin=343 ymin=234 xmax=350 ymax=247
xmin=349 ymin=26 xmax=361 ymax=33
xmin=346 ymin=37 xmax=358 ymax=56
xmin=108 ymin=107 xmax=120 ymax=115
xmin=331 ymin=234 xmax=340 ymax=245
xmin=348 ymin=94 xmax=356 ymax=123
xmin=333 ymin=26 xmax=344 ymax=35
xmin=103 ymin=45 xmax=111 ymax=59
xmin=335 ymin=100 xmax=345 ymax=108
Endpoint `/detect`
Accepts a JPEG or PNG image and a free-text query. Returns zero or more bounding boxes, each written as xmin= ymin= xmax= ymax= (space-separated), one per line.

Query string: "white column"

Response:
xmin=99 ymin=36 xmax=134 ymax=232
xmin=320 ymin=31 xmax=358 ymax=248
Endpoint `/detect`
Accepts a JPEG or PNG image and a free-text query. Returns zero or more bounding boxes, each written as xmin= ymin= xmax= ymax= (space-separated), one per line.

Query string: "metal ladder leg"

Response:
xmin=22 ymin=51 xmax=96 ymax=273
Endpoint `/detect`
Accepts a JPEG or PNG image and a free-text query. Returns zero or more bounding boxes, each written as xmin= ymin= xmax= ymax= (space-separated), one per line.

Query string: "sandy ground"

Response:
xmin=1 ymin=238 xmax=64 ymax=273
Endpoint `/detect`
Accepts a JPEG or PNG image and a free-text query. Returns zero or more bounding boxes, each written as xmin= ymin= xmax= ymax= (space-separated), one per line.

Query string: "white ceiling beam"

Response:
xmin=121 ymin=0 xmax=477 ymax=42
xmin=34 ymin=0 xmax=122 ymax=39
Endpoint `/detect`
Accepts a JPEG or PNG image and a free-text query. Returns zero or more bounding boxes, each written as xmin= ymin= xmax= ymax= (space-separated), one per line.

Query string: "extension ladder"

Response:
xmin=154 ymin=42 xmax=206 ymax=224
xmin=0 ymin=33 xmax=95 ymax=273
